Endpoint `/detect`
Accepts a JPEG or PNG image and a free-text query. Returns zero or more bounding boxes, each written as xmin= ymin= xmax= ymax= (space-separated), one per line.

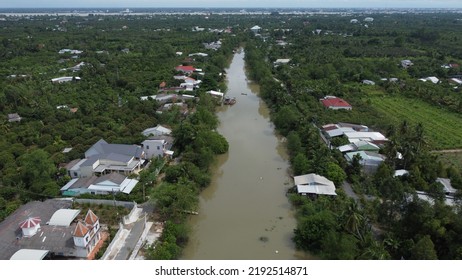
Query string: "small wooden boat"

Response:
xmin=241 ymin=92 xmax=247 ymax=95
xmin=223 ymin=96 xmax=236 ymax=105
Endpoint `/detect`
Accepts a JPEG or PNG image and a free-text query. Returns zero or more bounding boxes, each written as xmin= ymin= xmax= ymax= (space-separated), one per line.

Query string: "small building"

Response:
xmin=19 ymin=217 xmax=41 ymax=237
xmin=142 ymin=125 xmax=172 ymax=137
xmin=60 ymin=173 xmax=139 ymax=196
xmin=207 ymin=90 xmax=224 ymax=101
xmin=401 ymin=59 xmax=413 ymax=68
xmin=141 ymin=135 xmax=174 ymax=159
xmin=419 ymin=76 xmax=439 ymax=84
xmin=274 ymin=59 xmax=291 ymax=65
xmin=7 ymin=113 xmax=22 ymax=122
xmin=58 ymin=49 xmax=83 ymax=54
xmin=51 ymin=76 xmax=81 ymax=83
xmin=338 ymin=140 xmax=380 ymax=153
xmin=362 ymin=79 xmax=375 ymax=85
xmin=364 ymin=17 xmax=374 ymax=22
xmin=320 ymin=96 xmax=352 ymax=110
xmin=250 ymin=25 xmax=262 ymax=34
xmin=189 ymin=52 xmax=209 ymax=57
xmin=293 ymin=173 xmax=337 ymax=196
xmin=350 ymin=19 xmax=359 ymax=23
xmin=175 ymin=65 xmax=196 ymax=74
xmin=343 ymin=131 xmax=388 ymax=145
xmin=394 ymin=169 xmax=409 ymax=177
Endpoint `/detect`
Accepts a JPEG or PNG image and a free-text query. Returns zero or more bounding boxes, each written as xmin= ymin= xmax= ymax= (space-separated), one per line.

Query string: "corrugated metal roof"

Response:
xmin=48 ymin=209 xmax=81 ymax=227
xmin=10 ymin=249 xmax=49 ymax=260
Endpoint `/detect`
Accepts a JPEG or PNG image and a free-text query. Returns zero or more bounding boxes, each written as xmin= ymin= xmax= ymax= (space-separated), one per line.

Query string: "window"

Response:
xmin=146 ymin=145 xmax=149 ymax=150
xmin=157 ymin=146 xmax=160 ymax=150
xmin=74 ymin=172 xmax=78 ymax=177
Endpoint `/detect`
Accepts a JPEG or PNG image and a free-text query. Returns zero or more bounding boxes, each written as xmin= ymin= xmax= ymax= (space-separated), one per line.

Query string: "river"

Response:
xmin=181 ymin=49 xmax=311 ymax=260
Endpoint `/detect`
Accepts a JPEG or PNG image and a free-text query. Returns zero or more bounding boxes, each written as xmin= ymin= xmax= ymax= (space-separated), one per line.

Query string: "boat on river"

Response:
xmin=223 ymin=96 xmax=236 ymax=105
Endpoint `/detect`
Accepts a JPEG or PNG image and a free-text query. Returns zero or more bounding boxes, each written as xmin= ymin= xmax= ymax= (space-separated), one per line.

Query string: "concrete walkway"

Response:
xmin=341 ymin=181 xmax=359 ymax=201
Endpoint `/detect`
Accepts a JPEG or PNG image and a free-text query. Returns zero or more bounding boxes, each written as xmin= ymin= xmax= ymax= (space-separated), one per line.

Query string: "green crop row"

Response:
xmin=369 ymin=96 xmax=462 ymax=150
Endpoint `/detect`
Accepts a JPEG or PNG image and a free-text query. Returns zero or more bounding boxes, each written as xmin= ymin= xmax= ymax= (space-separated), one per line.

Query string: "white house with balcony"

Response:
xmin=142 ymin=135 xmax=174 ymax=159
xmin=73 ymin=210 xmax=101 ymax=258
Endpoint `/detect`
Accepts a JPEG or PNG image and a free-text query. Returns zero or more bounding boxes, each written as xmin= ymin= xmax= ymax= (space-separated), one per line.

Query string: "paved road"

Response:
xmin=115 ymin=218 xmax=145 ymax=260
xmin=341 ymin=181 xmax=359 ymax=201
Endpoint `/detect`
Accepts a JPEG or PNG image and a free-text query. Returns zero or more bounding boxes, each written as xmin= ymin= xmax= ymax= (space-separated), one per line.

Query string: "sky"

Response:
xmin=1 ymin=0 xmax=461 ymax=9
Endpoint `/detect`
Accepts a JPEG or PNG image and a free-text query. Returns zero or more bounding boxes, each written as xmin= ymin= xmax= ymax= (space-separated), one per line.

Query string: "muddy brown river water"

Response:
xmin=181 ymin=49 xmax=312 ymax=260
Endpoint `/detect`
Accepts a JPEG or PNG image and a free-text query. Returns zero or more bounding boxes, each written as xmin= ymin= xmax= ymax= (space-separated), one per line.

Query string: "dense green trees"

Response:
xmin=244 ymin=12 xmax=462 ymax=260
xmin=0 ymin=14 xmax=237 ymax=222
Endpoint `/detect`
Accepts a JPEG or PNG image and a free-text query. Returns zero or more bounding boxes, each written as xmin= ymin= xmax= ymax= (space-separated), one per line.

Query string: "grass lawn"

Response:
xmin=369 ymin=96 xmax=462 ymax=150
xmin=434 ymin=152 xmax=462 ymax=169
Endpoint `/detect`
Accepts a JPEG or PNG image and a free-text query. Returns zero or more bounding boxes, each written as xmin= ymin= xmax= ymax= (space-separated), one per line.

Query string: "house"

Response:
xmin=350 ymin=19 xmax=359 ymax=23
xmin=72 ymin=210 xmax=102 ymax=258
xmin=250 ymin=25 xmax=262 ymax=34
xmin=51 ymin=76 xmax=81 ymax=83
xmin=142 ymin=125 xmax=172 ymax=137
xmin=189 ymin=52 xmax=209 ymax=57
xmin=0 ymin=199 xmax=104 ymax=260
xmin=364 ymin=17 xmax=374 ymax=22
xmin=413 ymin=191 xmax=456 ymax=207
xmin=175 ymin=51 xmax=183 ymax=56
xmin=58 ymin=49 xmax=83 ymax=54
xmin=140 ymin=93 xmax=178 ymax=103
xmin=207 ymin=90 xmax=224 ymax=101
xmin=362 ymin=79 xmax=375 ymax=85
xmin=274 ymin=59 xmax=291 ymax=65
xmin=419 ymin=76 xmax=439 ymax=84
xmin=60 ymin=173 xmax=139 ymax=196
xmin=401 ymin=59 xmax=413 ymax=68
xmin=203 ymin=41 xmax=222 ymax=50
xmin=394 ymin=169 xmax=409 ymax=177
xmin=449 ymin=78 xmax=462 ymax=85
xmin=141 ymin=135 xmax=174 ymax=159
xmin=293 ymin=173 xmax=337 ymax=196
xmin=192 ymin=26 xmax=205 ymax=32
xmin=59 ymin=62 xmax=86 ymax=72
xmin=320 ymin=96 xmax=352 ymax=110
xmin=338 ymin=140 xmax=380 ymax=153
xmin=343 ymin=131 xmax=388 ymax=145
xmin=345 ymin=151 xmax=386 ymax=173
xmin=441 ymin=63 xmax=460 ymax=69
xmin=175 ymin=65 xmax=196 ymax=74
xmin=65 ymin=139 xmax=145 ymax=178
xmin=7 ymin=113 xmax=21 ymax=122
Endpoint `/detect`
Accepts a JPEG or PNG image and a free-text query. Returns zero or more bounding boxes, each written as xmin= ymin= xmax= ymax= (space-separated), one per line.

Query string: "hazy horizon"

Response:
xmin=1 ymin=0 xmax=462 ymax=9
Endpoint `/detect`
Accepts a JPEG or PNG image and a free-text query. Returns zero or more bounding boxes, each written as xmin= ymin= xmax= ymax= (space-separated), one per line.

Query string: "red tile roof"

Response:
xmin=73 ymin=221 xmax=89 ymax=237
xmin=321 ymin=97 xmax=352 ymax=109
xmin=19 ymin=217 xmax=41 ymax=228
xmin=175 ymin=65 xmax=196 ymax=72
xmin=84 ymin=210 xmax=98 ymax=225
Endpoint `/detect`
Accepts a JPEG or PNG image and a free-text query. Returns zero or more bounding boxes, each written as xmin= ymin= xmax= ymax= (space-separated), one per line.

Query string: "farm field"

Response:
xmin=369 ymin=96 xmax=462 ymax=150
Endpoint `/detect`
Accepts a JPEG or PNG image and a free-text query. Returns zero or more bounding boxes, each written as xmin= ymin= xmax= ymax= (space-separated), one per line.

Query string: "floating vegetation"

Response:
xmin=259 ymin=236 xmax=269 ymax=243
